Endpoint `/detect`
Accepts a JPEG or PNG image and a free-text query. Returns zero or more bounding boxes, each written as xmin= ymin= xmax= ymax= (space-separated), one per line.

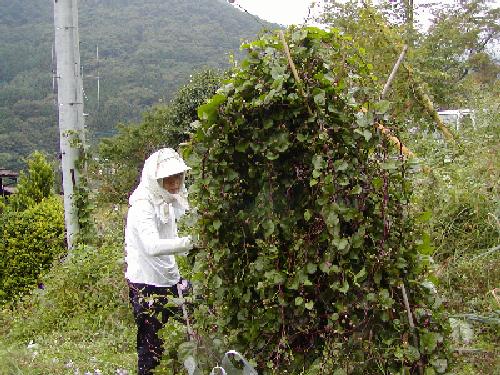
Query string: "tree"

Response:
xmin=413 ymin=0 xmax=499 ymax=107
xmin=0 ymin=151 xmax=64 ymax=304
xmin=8 ymin=151 xmax=55 ymax=211
xmin=95 ymin=69 xmax=222 ymax=202
xmin=318 ymin=0 xmax=499 ymax=108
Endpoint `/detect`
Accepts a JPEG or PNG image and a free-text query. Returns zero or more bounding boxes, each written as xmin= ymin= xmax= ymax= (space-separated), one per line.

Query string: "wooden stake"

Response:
xmin=279 ymin=30 xmax=301 ymax=88
xmin=377 ymin=44 xmax=414 ymax=158
xmin=279 ymin=30 xmax=314 ymax=120
xmin=382 ymin=45 xmax=408 ymax=99
xmin=401 ymin=283 xmax=423 ymax=375
xmin=413 ymin=82 xmax=454 ymax=141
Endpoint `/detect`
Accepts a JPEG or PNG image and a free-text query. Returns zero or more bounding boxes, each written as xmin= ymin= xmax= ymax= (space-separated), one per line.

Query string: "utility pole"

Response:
xmin=53 ymin=0 xmax=85 ymax=249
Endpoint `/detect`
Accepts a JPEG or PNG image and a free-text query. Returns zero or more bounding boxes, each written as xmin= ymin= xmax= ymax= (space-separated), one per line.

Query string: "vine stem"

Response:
xmin=375 ymin=122 xmax=414 ymax=157
xmin=381 ymin=141 xmax=389 ymax=246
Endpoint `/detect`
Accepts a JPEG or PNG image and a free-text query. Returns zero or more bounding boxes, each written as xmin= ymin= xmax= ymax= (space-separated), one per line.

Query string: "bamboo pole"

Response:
xmin=279 ymin=30 xmax=301 ymax=88
xmin=413 ymin=81 xmax=454 ymax=141
xmin=382 ymin=44 xmax=408 ymax=99
xmin=377 ymin=43 xmax=414 ymax=157
xmin=401 ymin=283 xmax=424 ymax=375
xmin=279 ymin=30 xmax=315 ymax=120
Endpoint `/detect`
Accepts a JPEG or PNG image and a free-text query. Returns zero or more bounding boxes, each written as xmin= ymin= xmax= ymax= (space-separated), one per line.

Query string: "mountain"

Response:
xmin=0 ymin=0 xmax=271 ymax=170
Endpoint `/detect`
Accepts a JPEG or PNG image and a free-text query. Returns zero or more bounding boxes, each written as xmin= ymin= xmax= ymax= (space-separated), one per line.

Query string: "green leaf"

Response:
xmin=262 ymin=219 xmax=275 ymax=238
xmin=304 ymin=209 xmax=312 ymax=221
xmin=265 ymin=270 xmax=285 ymax=285
xmin=353 ymin=267 xmax=366 ymax=284
xmin=420 ymin=332 xmax=441 ymax=353
xmin=295 ymin=297 xmax=304 ymax=306
xmin=326 ymin=211 xmax=339 ymax=227
xmin=306 ymin=263 xmax=317 ymax=274
xmin=264 ymin=118 xmax=274 ymax=129
xmin=431 ymin=358 xmax=448 ymax=374
xmin=372 ymin=177 xmax=383 ymax=189
xmin=332 ymin=368 xmax=347 ymax=375
xmin=319 ymin=262 xmax=330 ymax=273
xmin=235 ymin=142 xmax=248 ymax=152
xmin=312 ymin=154 xmax=325 ymax=170
xmin=305 ymin=301 xmax=314 ymax=310
xmin=254 ymin=258 xmax=264 ymax=271
xmin=197 ymin=94 xmax=226 ymax=122
xmin=351 ymin=185 xmax=362 ymax=195
xmin=297 ymin=133 xmax=307 ymax=142
xmin=265 ymin=151 xmax=279 ymax=160
xmin=380 ymin=161 xmax=397 ymax=170
xmin=339 ymin=280 xmax=349 ymax=294
xmin=373 ymin=99 xmax=390 ymax=114
xmin=211 ymin=219 xmax=222 ymax=231
xmin=333 ymin=237 xmax=348 ymax=250
xmin=417 ymin=233 xmax=435 ymax=255
xmin=303 ymin=277 xmax=313 ymax=286
xmin=211 ymin=275 xmax=222 ymax=288
xmin=335 ymin=160 xmax=349 ymax=171
xmin=417 ymin=211 xmax=432 ymax=222
xmin=314 ymin=91 xmax=325 ymax=106
xmin=363 ymin=129 xmax=372 ymax=141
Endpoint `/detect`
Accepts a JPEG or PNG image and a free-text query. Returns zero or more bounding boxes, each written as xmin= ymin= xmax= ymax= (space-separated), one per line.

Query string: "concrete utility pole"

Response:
xmin=53 ymin=0 xmax=85 ymax=249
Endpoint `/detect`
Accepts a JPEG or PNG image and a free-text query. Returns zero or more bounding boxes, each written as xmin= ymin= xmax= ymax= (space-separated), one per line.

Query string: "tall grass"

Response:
xmin=411 ymin=107 xmax=499 ymax=373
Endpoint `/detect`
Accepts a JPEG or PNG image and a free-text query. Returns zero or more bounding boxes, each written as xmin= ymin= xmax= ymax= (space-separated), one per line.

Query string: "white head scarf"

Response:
xmin=129 ymin=148 xmax=190 ymax=223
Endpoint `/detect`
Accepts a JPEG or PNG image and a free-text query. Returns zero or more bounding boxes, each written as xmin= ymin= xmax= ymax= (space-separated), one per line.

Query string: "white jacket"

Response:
xmin=125 ymin=149 xmax=192 ymax=287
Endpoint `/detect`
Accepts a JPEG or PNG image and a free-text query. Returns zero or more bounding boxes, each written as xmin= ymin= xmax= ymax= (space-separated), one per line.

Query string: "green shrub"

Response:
xmin=0 ymin=196 xmax=66 ymax=304
xmin=5 ymin=204 xmax=131 ymax=340
xmin=185 ymin=27 xmax=450 ymax=374
xmin=0 ymin=208 xmax=136 ymax=374
xmin=7 ymin=151 xmax=55 ymax=211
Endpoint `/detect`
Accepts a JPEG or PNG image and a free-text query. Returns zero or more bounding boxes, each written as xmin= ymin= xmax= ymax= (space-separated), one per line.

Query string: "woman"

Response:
xmin=125 ymin=148 xmax=193 ymax=375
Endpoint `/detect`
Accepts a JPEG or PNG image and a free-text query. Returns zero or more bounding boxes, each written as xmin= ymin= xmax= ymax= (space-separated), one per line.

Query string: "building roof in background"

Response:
xmin=0 ymin=169 xmax=19 ymax=178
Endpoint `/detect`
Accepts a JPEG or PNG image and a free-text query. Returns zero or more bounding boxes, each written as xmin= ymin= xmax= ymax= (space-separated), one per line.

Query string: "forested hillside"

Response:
xmin=0 ymin=0 xmax=268 ymax=170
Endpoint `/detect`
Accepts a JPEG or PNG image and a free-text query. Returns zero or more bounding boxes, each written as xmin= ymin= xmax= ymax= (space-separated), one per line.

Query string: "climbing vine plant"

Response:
xmin=185 ymin=27 xmax=450 ymax=374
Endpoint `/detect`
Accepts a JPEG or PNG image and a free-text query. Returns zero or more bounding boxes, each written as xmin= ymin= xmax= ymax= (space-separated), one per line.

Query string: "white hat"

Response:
xmin=155 ymin=148 xmax=191 ymax=180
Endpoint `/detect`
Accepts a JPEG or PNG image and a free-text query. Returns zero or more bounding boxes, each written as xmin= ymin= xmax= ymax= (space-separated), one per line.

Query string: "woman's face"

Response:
xmin=162 ymin=173 xmax=183 ymax=194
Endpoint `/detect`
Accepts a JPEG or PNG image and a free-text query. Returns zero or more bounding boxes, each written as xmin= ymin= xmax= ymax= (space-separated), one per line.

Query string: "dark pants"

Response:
xmin=128 ymin=281 xmax=180 ymax=375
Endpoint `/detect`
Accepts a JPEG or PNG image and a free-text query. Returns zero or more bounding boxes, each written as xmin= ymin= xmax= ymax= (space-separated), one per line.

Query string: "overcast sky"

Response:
xmin=231 ymin=0 xmax=500 ymax=28
xmin=231 ymin=0 xmax=321 ymax=26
